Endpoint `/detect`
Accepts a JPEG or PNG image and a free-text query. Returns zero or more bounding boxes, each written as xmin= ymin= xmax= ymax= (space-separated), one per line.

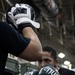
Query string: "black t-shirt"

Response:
xmin=59 ymin=67 xmax=75 ymax=75
xmin=4 ymin=68 xmax=15 ymax=75
xmin=0 ymin=21 xmax=30 ymax=75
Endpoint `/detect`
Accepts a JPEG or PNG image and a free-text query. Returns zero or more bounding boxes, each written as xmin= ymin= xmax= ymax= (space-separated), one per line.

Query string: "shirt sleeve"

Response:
xmin=0 ymin=21 xmax=30 ymax=56
xmin=7 ymin=27 xmax=31 ymax=56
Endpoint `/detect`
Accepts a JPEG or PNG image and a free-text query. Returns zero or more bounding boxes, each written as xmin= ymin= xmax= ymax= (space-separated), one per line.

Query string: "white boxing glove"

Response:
xmin=6 ymin=3 xmax=40 ymax=30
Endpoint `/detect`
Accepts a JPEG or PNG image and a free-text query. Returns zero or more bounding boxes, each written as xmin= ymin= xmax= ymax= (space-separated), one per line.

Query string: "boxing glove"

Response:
xmin=24 ymin=70 xmax=38 ymax=75
xmin=6 ymin=3 xmax=40 ymax=31
xmin=38 ymin=64 xmax=60 ymax=75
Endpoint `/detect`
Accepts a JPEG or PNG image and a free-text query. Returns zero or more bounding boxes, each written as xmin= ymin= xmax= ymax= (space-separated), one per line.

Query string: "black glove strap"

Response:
xmin=18 ymin=23 xmax=34 ymax=32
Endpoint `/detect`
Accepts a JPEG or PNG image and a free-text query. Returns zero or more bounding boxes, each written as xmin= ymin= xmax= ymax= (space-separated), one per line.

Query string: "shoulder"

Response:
xmin=59 ymin=68 xmax=75 ymax=75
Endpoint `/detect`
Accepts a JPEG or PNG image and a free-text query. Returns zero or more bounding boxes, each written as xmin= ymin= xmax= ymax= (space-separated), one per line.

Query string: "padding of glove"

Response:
xmin=6 ymin=3 xmax=40 ymax=29
xmin=24 ymin=70 xmax=38 ymax=75
xmin=38 ymin=64 xmax=60 ymax=75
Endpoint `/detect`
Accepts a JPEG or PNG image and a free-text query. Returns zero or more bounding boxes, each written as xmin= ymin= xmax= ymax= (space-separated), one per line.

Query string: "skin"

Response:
xmin=19 ymin=27 xmax=49 ymax=61
xmin=38 ymin=51 xmax=58 ymax=69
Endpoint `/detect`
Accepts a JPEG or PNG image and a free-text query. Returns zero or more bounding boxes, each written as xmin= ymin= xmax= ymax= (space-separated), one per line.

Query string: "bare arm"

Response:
xmin=19 ymin=27 xmax=43 ymax=61
xmin=6 ymin=3 xmax=48 ymax=61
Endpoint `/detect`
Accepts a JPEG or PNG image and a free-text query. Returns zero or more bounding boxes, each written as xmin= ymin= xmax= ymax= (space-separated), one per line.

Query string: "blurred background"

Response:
xmin=0 ymin=0 xmax=75 ymax=75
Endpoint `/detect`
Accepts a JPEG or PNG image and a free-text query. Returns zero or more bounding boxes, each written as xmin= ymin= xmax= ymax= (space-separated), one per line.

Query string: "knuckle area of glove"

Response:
xmin=39 ymin=66 xmax=58 ymax=75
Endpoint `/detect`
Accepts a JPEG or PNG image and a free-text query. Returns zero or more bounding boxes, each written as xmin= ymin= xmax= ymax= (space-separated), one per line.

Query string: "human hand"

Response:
xmin=6 ymin=3 xmax=40 ymax=30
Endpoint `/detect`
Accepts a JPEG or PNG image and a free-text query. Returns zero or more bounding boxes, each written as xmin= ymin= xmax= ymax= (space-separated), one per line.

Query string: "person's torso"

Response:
xmin=59 ymin=68 xmax=75 ymax=75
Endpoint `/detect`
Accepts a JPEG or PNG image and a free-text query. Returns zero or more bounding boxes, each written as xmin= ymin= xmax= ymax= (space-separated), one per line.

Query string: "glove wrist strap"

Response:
xmin=18 ymin=23 xmax=33 ymax=31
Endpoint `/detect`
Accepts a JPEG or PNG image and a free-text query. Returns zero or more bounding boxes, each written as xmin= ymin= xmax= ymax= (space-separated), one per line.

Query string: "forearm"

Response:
xmin=22 ymin=27 xmax=39 ymax=42
xmin=22 ymin=27 xmax=42 ymax=50
xmin=6 ymin=3 xmax=43 ymax=61
xmin=20 ymin=27 xmax=43 ymax=61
